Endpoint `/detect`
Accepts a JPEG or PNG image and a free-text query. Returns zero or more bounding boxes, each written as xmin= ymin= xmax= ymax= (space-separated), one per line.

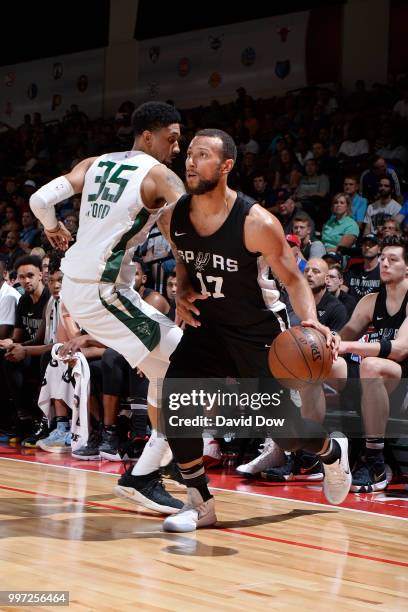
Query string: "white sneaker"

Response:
xmin=163 ymin=488 xmax=217 ymax=532
xmin=37 ymin=425 xmax=71 ymax=453
xmin=323 ymin=433 xmax=351 ymax=505
xmin=203 ymin=437 xmax=222 ymax=468
xmin=236 ymin=438 xmax=285 ymax=475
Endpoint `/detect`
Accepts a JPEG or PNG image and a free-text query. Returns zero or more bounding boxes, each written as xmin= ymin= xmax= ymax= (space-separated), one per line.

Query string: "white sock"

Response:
xmin=131 ymin=430 xmax=171 ymax=476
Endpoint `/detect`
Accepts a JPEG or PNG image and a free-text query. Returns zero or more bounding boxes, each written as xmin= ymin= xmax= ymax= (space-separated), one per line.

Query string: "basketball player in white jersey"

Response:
xmin=29 ymin=102 xmax=186 ymax=514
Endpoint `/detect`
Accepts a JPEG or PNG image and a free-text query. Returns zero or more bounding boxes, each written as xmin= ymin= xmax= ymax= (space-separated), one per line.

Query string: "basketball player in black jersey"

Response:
xmin=336 ymin=235 xmax=408 ymax=492
xmin=157 ymin=129 xmax=351 ymax=532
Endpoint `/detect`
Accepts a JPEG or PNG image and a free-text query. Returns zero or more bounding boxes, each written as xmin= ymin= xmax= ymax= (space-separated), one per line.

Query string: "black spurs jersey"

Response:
xmin=369 ymin=285 xmax=408 ymax=344
xmin=170 ymin=193 xmax=285 ymax=328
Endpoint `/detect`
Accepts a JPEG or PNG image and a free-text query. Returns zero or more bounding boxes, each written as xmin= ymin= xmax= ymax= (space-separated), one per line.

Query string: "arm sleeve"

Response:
xmin=29 ymin=176 xmax=74 ymax=230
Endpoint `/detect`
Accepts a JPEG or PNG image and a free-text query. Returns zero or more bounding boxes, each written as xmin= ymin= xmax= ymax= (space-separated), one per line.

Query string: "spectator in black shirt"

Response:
xmin=0 ymin=255 xmax=50 ymax=434
xmin=344 ymin=233 xmax=381 ymax=301
xmin=251 ymin=173 xmax=276 ymax=212
xmin=277 ymin=194 xmax=297 ymax=234
xmin=304 ymin=258 xmax=348 ymax=330
xmin=326 ymin=264 xmax=356 ymax=321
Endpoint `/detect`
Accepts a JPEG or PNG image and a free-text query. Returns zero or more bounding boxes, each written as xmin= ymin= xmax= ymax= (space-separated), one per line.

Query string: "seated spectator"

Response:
xmin=303 ymin=258 xmax=348 ymax=330
xmin=277 ymin=194 xmax=297 ymax=234
xmin=0 ymin=255 xmax=50 ymax=436
xmin=363 ymin=177 xmax=403 ymax=235
xmin=1 ymin=205 xmax=20 ymax=238
xmin=375 ymin=123 xmax=408 ymax=168
xmin=321 ymin=193 xmax=360 ymax=251
xmin=379 ymin=219 xmax=401 ymax=241
xmin=392 ymin=85 xmax=408 ymax=120
xmin=237 ymin=127 xmax=259 ymax=156
xmin=360 ymin=155 xmax=401 ymax=203
xmin=312 ymin=140 xmax=340 ymax=186
xmin=294 ymin=138 xmax=313 ymax=167
xmin=294 ymin=158 xmax=329 ymax=221
xmin=343 ymin=176 xmax=368 ymax=228
xmin=133 ymin=257 xmax=170 ymax=315
xmin=286 ymin=234 xmax=306 ymax=273
xmin=165 ymin=270 xmax=177 ymax=321
xmin=273 ymin=149 xmax=301 ymax=192
xmin=292 ymin=212 xmax=325 ymax=259
xmin=0 ymin=259 xmax=20 ymax=340
xmin=251 ymin=173 xmax=276 ymax=211
xmin=2 ymin=231 xmax=26 ymax=271
xmin=338 ymin=119 xmax=369 ymax=160
xmin=344 ymin=233 xmax=381 ymax=301
xmin=63 ymin=213 xmax=79 ymax=243
xmin=19 ymin=210 xmax=39 ymax=251
xmin=326 ymin=264 xmax=356 ymax=320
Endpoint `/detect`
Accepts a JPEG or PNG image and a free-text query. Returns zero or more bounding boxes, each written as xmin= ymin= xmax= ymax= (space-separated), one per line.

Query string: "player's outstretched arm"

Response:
xmin=30 ymin=157 xmax=97 ymax=250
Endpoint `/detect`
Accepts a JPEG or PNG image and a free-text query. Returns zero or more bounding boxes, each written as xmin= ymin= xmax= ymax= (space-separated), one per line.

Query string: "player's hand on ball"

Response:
xmin=301 ymin=319 xmax=340 ymax=360
xmin=177 ymin=287 xmax=209 ymax=327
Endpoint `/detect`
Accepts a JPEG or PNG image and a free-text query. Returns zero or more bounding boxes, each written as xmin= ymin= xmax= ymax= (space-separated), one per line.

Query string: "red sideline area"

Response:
xmin=1 ymin=443 xmax=407 ymax=519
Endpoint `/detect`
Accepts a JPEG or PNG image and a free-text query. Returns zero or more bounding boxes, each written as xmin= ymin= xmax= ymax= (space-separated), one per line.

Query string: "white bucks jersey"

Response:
xmin=61 ymin=151 xmax=161 ymax=286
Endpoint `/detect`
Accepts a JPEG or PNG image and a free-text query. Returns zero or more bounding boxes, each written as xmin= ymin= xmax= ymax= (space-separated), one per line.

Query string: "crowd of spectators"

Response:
xmin=1 ymin=76 xmax=408 ymax=485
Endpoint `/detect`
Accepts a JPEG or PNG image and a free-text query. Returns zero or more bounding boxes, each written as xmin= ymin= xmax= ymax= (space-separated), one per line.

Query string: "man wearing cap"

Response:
xmin=277 ymin=195 xmax=297 ymax=233
xmin=344 ymin=234 xmax=381 ymax=302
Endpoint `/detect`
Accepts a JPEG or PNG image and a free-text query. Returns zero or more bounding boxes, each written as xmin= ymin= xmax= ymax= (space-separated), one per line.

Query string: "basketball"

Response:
xmin=268 ymin=325 xmax=333 ymax=388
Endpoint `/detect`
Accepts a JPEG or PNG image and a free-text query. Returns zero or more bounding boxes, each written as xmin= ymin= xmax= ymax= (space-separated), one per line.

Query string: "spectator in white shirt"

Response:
xmin=364 ymin=177 xmax=403 ymax=235
xmin=0 ymin=260 xmax=21 ymax=340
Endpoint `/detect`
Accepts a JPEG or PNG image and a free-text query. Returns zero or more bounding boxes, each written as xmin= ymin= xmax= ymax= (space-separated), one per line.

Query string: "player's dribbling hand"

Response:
xmin=45 ymin=222 xmax=72 ymax=251
xmin=177 ymin=288 xmax=209 ymax=327
xmin=301 ymin=319 xmax=340 ymax=360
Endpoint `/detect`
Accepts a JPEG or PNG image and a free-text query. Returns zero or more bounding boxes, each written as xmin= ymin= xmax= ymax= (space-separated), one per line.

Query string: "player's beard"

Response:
xmin=186 ymin=167 xmax=222 ymax=195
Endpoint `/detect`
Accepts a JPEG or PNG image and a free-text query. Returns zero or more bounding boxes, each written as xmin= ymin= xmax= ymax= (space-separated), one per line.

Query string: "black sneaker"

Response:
xmin=262 ymin=451 xmax=324 ymax=482
xmin=99 ymin=428 xmax=121 ymax=461
xmin=351 ymin=457 xmax=387 ymax=493
xmin=22 ymin=418 xmax=51 ymax=448
xmin=160 ymin=460 xmax=186 ymax=486
xmin=72 ymin=429 xmax=102 ymax=461
xmin=113 ymin=468 xmax=184 ymax=514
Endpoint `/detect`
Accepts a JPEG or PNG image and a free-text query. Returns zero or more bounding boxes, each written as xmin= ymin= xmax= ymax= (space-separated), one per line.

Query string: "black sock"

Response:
xmin=56 ymin=416 xmax=69 ymax=423
xmin=365 ymin=437 xmax=384 ymax=462
xmin=104 ymin=424 xmax=117 ymax=434
xmin=179 ymin=462 xmax=212 ymax=502
xmin=319 ymin=439 xmax=341 ymax=465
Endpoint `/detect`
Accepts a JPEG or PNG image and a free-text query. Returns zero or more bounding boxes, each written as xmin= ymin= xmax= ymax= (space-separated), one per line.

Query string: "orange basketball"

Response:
xmin=268 ymin=326 xmax=333 ymax=388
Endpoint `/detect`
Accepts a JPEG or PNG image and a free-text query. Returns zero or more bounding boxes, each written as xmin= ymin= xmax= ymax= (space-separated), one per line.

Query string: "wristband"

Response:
xmin=378 ymin=339 xmax=392 ymax=359
xmin=46 ymin=221 xmax=62 ymax=234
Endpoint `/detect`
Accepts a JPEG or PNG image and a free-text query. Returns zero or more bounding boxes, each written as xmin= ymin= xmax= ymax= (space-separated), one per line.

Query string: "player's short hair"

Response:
xmin=132 ymin=256 xmax=148 ymax=274
xmin=48 ymin=254 xmax=62 ymax=275
xmin=328 ymin=263 xmax=343 ymax=278
xmin=195 ymin=128 xmax=237 ymax=163
xmin=131 ymin=102 xmax=181 ymax=135
xmin=381 ymin=235 xmax=408 ymax=263
xmin=293 ymin=211 xmax=312 ymax=226
xmin=15 ymin=255 xmax=42 ymax=271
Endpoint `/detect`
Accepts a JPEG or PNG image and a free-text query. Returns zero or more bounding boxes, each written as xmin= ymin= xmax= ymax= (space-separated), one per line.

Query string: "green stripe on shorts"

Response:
xmin=99 ymin=288 xmax=160 ymax=352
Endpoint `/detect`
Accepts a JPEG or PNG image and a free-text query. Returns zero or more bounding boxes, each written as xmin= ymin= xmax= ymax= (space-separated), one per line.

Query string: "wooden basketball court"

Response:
xmin=0 ymin=449 xmax=407 ymax=611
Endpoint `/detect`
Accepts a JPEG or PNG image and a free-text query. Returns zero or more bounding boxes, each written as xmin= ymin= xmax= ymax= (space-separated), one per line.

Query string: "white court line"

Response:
xmin=1 ymin=455 xmax=407 ymax=522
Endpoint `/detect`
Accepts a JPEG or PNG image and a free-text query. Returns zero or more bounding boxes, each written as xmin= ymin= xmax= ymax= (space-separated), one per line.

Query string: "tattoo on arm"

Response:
xmin=166 ymin=170 xmax=186 ymax=196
